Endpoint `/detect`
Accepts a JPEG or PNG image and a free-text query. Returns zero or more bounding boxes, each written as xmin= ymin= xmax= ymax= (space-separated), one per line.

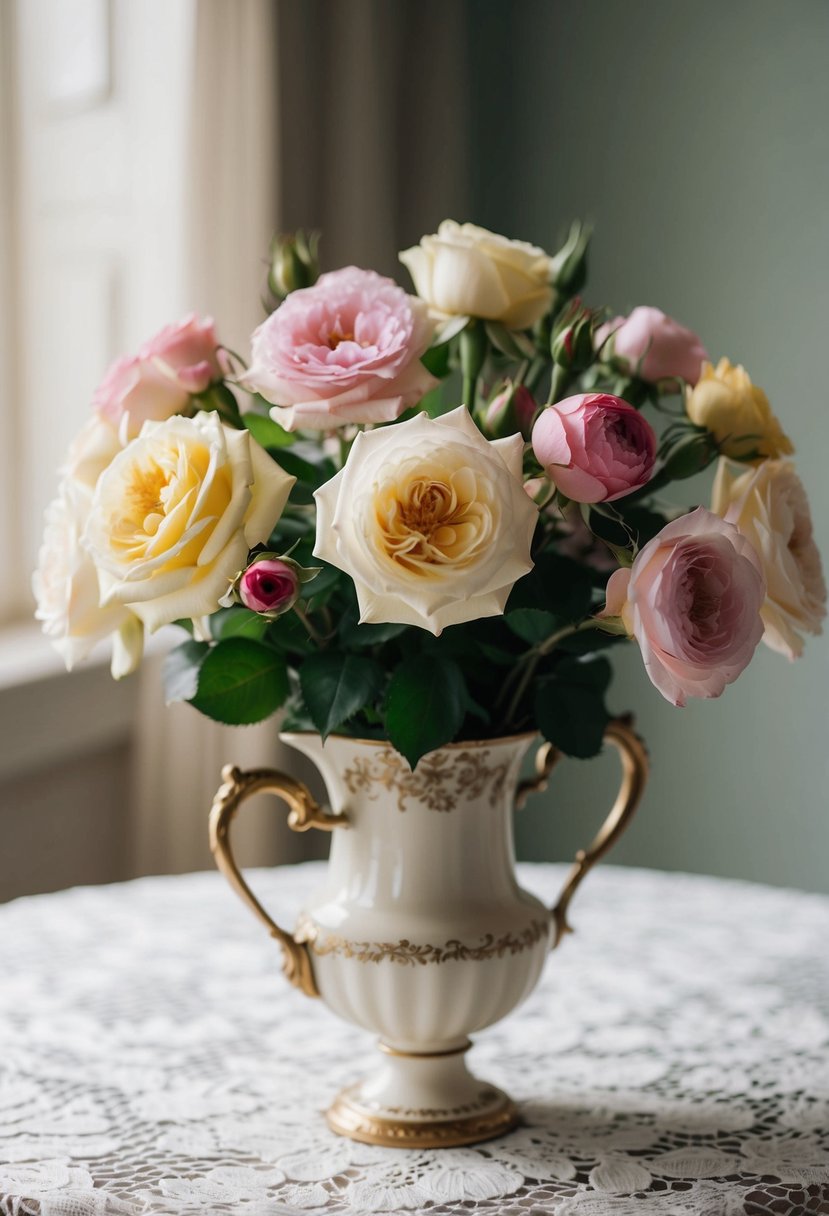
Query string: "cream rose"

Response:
xmin=686 ymin=358 xmax=793 ymax=460
xmin=400 ymin=221 xmax=553 ymax=330
xmin=33 ymin=480 xmax=143 ymax=679
xmin=712 ymin=458 xmax=826 ymax=658
xmin=84 ymin=412 xmax=294 ymax=632
xmin=313 ymin=406 xmax=537 ymax=635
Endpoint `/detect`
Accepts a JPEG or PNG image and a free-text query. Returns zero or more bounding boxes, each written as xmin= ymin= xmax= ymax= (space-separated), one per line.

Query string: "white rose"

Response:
xmin=61 ymin=414 xmax=124 ymax=490
xmin=313 ymin=406 xmax=537 ymax=635
xmin=33 ymin=479 xmax=144 ymax=679
xmin=84 ymin=412 xmax=294 ymax=632
xmin=711 ymin=457 xmax=826 ymax=658
xmin=399 ymin=220 xmax=553 ymax=330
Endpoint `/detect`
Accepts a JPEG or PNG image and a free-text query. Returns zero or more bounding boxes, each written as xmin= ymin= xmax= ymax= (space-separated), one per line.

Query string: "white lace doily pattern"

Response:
xmin=2 ymin=863 xmax=829 ymax=1215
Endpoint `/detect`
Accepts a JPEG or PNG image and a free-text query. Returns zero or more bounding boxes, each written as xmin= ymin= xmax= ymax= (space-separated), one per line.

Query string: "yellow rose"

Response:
xmin=84 ymin=412 xmax=294 ymax=632
xmin=685 ymin=358 xmax=792 ymax=460
xmin=399 ymin=220 xmax=553 ymax=330
xmin=712 ymin=457 xmax=826 ymax=658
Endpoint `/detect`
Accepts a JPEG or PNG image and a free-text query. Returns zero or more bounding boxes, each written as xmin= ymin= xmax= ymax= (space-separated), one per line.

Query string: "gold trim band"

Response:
xmin=326 ymin=1084 xmax=519 ymax=1148
xmin=296 ymin=914 xmax=550 ymax=965
xmin=378 ymin=1039 xmax=471 ymax=1059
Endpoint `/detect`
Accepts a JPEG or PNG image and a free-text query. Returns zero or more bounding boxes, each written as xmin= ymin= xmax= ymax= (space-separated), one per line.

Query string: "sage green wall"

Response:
xmin=476 ymin=0 xmax=829 ymax=890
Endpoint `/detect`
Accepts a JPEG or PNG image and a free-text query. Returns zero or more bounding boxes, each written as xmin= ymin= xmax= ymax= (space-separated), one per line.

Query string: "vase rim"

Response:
xmin=279 ymin=730 xmax=539 ymax=751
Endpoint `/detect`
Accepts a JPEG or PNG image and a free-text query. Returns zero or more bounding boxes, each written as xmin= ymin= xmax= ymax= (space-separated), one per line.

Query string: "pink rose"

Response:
xmin=239 ymin=558 xmax=300 ymax=617
xmin=602 ymin=507 xmax=765 ymax=706
xmin=243 ymin=267 xmax=437 ymax=431
xmin=531 ymin=393 xmax=656 ymax=503
xmin=94 ymin=314 xmax=224 ymax=438
xmin=596 ymin=307 xmax=707 ymax=386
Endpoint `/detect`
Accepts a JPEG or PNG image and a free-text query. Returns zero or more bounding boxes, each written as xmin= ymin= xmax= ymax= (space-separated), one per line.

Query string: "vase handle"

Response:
xmin=209 ymin=764 xmax=348 ymax=999
xmin=550 ymin=717 xmax=649 ymax=950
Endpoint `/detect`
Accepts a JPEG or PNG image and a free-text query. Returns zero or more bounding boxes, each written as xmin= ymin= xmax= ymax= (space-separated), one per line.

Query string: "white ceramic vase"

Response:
xmin=209 ymin=722 xmax=647 ymax=1148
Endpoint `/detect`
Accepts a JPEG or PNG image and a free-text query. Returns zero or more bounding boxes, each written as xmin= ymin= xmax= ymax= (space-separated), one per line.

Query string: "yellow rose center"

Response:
xmin=326 ymin=328 xmax=355 ymax=350
xmin=111 ymin=440 xmax=233 ymax=571
xmin=372 ymin=464 xmax=493 ymax=576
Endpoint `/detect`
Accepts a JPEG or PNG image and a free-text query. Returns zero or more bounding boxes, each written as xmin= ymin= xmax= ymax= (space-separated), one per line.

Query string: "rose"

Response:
xmin=93 ymin=314 xmax=225 ymax=439
xmin=685 ymin=358 xmax=792 ymax=460
xmin=84 ymin=412 xmax=294 ymax=632
xmin=596 ymin=307 xmax=707 ymax=386
xmin=399 ymin=220 xmax=553 ymax=330
xmin=711 ymin=458 xmax=826 ymax=659
xmin=531 ymin=393 xmax=656 ymax=503
xmin=33 ymin=480 xmax=143 ymax=679
xmin=313 ymin=406 xmax=537 ymax=635
xmin=483 ymin=382 xmax=538 ymax=439
xmin=61 ymin=415 xmax=123 ymax=490
xmin=601 ymin=507 xmax=765 ymax=706
xmin=243 ymin=267 xmax=436 ymax=431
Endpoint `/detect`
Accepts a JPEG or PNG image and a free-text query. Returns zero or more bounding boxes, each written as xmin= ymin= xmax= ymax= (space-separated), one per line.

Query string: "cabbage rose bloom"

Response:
xmin=597 ymin=306 xmax=707 ymax=387
xmin=712 ymin=458 xmax=826 ymax=659
xmin=94 ymin=314 xmax=225 ymax=439
xmin=84 ymin=412 xmax=294 ymax=632
xmin=601 ymin=507 xmax=765 ymax=706
xmin=400 ymin=220 xmax=553 ymax=330
xmin=686 ymin=358 xmax=793 ymax=461
xmin=243 ymin=267 xmax=436 ymax=431
xmin=532 ymin=393 xmax=656 ymax=503
xmin=313 ymin=406 xmax=537 ymax=635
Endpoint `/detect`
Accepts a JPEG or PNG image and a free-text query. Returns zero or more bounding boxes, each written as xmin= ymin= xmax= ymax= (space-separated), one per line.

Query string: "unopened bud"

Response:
xmin=221 ymin=553 xmax=321 ymax=618
xmin=551 ymin=301 xmax=595 ymax=373
xmin=268 ymin=231 xmax=320 ymax=300
xmin=549 ymin=221 xmax=591 ymax=298
xmin=483 ymin=382 xmax=539 ymax=439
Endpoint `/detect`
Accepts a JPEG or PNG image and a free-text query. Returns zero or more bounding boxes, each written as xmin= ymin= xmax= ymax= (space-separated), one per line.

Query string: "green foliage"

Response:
xmin=190 ymin=638 xmax=290 ymax=725
xmin=385 ymin=657 xmax=467 ymax=770
xmin=534 ymin=657 xmax=612 ymax=759
xmin=299 ymin=652 xmax=385 ymax=740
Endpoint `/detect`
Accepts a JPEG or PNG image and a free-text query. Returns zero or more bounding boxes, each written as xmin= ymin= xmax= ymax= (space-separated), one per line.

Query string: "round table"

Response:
xmin=2 ymin=863 xmax=828 ymax=1215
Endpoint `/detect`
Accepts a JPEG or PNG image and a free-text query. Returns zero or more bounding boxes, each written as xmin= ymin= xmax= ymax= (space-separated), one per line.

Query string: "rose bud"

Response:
xmin=549 ymin=220 xmax=591 ymax=298
xmin=551 ymin=300 xmax=596 ymax=373
xmin=596 ymin=306 xmax=707 ymax=388
xmin=484 ymin=382 xmax=539 ymax=439
xmin=600 ymin=507 xmax=765 ymax=706
xmin=268 ymin=230 xmax=320 ymax=301
xmin=224 ymin=554 xmax=322 ymax=619
xmin=531 ymin=393 xmax=656 ymax=503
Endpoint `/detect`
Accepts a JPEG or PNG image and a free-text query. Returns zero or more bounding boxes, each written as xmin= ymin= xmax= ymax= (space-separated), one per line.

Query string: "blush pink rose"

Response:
xmin=243 ymin=267 xmax=437 ymax=431
xmin=531 ymin=393 xmax=656 ymax=503
xmin=596 ymin=306 xmax=707 ymax=386
xmin=601 ymin=507 xmax=765 ymax=706
xmin=94 ymin=314 xmax=224 ymax=438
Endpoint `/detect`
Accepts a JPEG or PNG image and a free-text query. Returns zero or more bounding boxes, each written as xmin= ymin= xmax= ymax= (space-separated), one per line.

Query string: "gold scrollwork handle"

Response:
xmin=208 ymin=764 xmax=348 ymax=999
xmin=550 ymin=717 xmax=649 ymax=950
xmin=515 ymin=741 xmax=564 ymax=810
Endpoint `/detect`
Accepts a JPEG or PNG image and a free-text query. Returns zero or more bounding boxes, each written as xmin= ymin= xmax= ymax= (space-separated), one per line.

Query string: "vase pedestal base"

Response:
xmin=325 ymin=1039 xmax=519 ymax=1148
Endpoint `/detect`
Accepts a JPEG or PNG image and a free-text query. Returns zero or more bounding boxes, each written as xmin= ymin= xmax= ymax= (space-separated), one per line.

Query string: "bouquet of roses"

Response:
xmin=34 ymin=220 xmax=826 ymax=769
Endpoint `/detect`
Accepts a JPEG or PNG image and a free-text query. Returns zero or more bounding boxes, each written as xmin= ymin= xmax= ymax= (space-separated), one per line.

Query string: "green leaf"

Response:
xmin=420 ymin=342 xmax=452 ymax=378
xmin=163 ymin=640 xmax=210 ymax=703
xmin=385 ymin=657 xmax=466 ymax=770
xmin=209 ymin=606 xmax=271 ymax=642
xmin=505 ymin=608 xmax=559 ymax=644
xmin=190 ymin=638 xmax=289 ymax=725
xmin=534 ymin=656 xmax=611 ymax=759
xmin=299 ymin=652 xmax=385 ymax=740
xmin=338 ymin=608 xmax=409 ymax=648
xmin=484 ymin=320 xmax=536 ymax=360
xmin=242 ymin=411 xmax=295 ymax=449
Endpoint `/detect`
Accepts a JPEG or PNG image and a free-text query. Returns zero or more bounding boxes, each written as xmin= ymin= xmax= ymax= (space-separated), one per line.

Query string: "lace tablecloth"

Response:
xmin=2 ymin=863 xmax=829 ymax=1216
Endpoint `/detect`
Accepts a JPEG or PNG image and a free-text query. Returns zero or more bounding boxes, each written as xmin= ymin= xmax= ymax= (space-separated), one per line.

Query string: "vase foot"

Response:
xmin=325 ymin=1042 xmax=519 ymax=1148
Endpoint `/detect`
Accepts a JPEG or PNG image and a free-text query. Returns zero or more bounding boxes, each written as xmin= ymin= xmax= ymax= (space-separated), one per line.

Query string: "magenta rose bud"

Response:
xmin=239 ymin=559 xmax=300 ymax=617
xmin=596 ymin=306 xmax=707 ymax=387
xmin=242 ymin=266 xmax=437 ymax=431
xmin=601 ymin=507 xmax=765 ymax=706
xmin=531 ymin=393 xmax=656 ymax=503
xmin=93 ymin=314 xmax=224 ymax=439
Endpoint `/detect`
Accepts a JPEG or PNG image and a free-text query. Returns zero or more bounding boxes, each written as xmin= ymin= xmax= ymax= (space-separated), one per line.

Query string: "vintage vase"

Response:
xmin=209 ymin=720 xmax=648 ymax=1148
